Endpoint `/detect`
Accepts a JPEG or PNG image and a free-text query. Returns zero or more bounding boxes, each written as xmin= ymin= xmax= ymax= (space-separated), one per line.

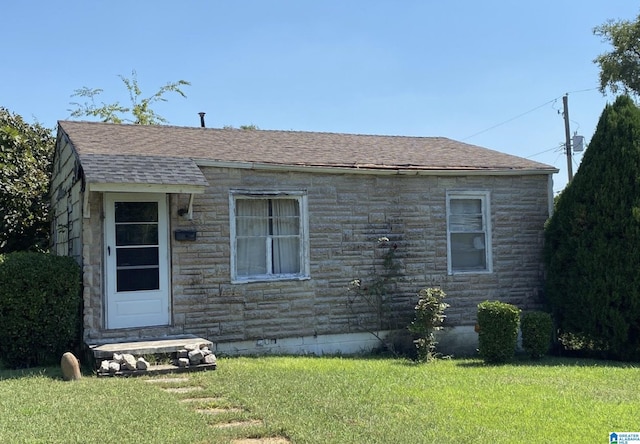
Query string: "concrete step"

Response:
xmin=89 ymin=335 xmax=213 ymax=360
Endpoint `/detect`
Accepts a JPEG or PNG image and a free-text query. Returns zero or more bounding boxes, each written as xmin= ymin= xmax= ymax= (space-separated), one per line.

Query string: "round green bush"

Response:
xmin=521 ymin=311 xmax=553 ymax=359
xmin=0 ymin=252 xmax=81 ymax=368
xmin=477 ymin=300 xmax=520 ymax=363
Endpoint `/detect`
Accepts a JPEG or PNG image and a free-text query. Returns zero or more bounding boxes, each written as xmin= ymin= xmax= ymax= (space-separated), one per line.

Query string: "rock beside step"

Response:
xmin=136 ymin=357 xmax=149 ymax=370
xmin=180 ymin=345 xmax=215 ymax=366
xmin=96 ymin=343 xmax=216 ymax=377
xmin=122 ymin=354 xmax=138 ymax=371
xmin=99 ymin=354 xmax=148 ymax=375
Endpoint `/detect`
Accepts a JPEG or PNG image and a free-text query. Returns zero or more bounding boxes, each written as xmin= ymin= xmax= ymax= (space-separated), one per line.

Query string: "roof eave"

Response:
xmin=87 ymin=182 xmax=206 ymax=194
xmin=195 ymin=159 xmax=558 ymax=176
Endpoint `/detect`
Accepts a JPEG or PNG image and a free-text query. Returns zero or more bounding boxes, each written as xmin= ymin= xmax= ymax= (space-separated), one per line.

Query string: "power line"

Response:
xmin=553 ymin=152 xmax=566 ymax=168
xmin=462 ymin=97 xmax=560 ymax=141
xmin=566 ymin=87 xmax=599 ymax=94
xmin=525 ymin=144 xmax=563 ymax=159
xmin=462 ymin=87 xmax=600 ymax=142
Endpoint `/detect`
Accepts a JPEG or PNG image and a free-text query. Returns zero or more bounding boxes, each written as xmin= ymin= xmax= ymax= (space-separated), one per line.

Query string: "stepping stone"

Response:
xmin=145 ymin=377 xmax=190 ymax=384
xmin=196 ymin=407 xmax=243 ymax=414
xmin=162 ymin=386 xmax=204 ymax=393
xmin=231 ymin=438 xmax=291 ymax=444
xmin=211 ymin=420 xmax=262 ymax=429
xmin=180 ymin=397 xmax=224 ymax=403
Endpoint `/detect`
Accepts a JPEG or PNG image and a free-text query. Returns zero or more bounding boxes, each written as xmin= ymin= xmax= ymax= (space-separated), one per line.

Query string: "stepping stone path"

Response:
xmin=145 ymin=375 xmax=290 ymax=443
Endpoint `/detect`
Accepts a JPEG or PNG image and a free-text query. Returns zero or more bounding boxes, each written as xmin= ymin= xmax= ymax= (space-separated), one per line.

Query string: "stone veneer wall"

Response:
xmin=50 ymin=137 xmax=83 ymax=263
xmin=164 ymin=168 xmax=551 ymax=350
xmin=81 ymin=167 xmax=551 ymax=353
xmin=82 ymin=192 xmax=102 ymax=341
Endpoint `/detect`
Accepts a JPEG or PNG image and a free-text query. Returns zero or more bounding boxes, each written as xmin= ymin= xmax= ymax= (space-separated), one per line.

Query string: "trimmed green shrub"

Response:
xmin=0 ymin=252 xmax=81 ymax=368
xmin=477 ymin=300 xmax=520 ymax=363
xmin=521 ymin=311 xmax=553 ymax=359
xmin=408 ymin=287 xmax=449 ymax=362
xmin=544 ymin=95 xmax=640 ymax=361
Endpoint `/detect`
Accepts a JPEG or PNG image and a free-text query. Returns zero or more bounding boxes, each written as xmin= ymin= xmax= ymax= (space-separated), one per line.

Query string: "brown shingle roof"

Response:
xmin=58 ymin=120 xmax=556 ymax=181
xmin=80 ymin=154 xmax=209 ymax=187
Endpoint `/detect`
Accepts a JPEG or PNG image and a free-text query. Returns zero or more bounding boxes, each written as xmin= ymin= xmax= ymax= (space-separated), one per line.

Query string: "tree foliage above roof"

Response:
xmin=68 ymin=70 xmax=190 ymax=125
xmin=544 ymin=95 xmax=640 ymax=360
xmin=594 ymin=14 xmax=640 ymax=97
xmin=0 ymin=107 xmax=54 ymax=253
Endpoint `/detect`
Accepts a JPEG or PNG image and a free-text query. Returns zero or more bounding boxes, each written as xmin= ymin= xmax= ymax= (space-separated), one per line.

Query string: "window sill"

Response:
xmin=448 ymin=269 xmax=493 ymax=276
xmin=231 ymin=274 xmax=311 ymax=284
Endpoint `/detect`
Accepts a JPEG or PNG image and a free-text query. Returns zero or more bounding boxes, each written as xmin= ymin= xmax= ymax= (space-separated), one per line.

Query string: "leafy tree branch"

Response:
xmin=594 ymin=15 xmax=640 ymax=97
xmin=68 ymin=70 xmax=190 ymax=125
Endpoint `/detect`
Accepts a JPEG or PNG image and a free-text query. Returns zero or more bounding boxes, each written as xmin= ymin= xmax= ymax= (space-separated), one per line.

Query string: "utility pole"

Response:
xmin=563 ymin=94 xmax=573 ymax=182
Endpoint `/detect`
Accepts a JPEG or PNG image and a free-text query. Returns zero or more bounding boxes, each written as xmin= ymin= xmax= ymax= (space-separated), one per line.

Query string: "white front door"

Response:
xmin=105 ymin=193 xmax=170 ymax=329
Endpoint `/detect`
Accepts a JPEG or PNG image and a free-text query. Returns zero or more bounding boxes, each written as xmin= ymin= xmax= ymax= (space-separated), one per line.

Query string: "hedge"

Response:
xmin=0 ymin=252 xmax=81 ymax=368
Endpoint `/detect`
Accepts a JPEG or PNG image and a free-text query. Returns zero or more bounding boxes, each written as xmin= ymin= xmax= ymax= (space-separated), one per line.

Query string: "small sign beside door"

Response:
xmin=174 ymin=229 xmax=197 ymax=241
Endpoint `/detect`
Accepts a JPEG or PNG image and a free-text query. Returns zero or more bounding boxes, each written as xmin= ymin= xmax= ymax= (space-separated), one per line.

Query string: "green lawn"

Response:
xmin=0 ymin=356 xmax=638 ymax=443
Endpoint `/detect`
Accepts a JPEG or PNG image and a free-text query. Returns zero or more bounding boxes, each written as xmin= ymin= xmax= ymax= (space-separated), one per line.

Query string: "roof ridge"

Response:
xmin=58 ymin=120 xmax=453 ymax=140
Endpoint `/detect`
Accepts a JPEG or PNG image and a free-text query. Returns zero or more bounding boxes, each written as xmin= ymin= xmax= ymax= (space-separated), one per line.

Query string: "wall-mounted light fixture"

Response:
xmin=177 ymin=194 xmax=196 ymax=220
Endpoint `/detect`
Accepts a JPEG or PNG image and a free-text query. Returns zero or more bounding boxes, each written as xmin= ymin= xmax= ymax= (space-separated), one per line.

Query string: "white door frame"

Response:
xmin=104 ymin=192 xmax=170 ymax=329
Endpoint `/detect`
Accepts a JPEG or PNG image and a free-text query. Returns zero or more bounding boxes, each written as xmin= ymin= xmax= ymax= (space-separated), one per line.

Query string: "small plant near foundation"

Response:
xmin=408 ymin=287 xmax=449 ymax=362
xmin=347 ymin=236 xmax=402 ymax=345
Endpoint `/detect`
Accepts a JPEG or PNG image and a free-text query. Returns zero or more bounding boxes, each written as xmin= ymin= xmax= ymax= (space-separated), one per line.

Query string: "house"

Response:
xmin=50 ymin=120 xmax=557 ymax=356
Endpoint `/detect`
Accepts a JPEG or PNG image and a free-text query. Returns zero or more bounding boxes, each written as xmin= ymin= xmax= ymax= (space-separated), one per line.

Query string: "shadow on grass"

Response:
xmin=0 ymin=366 xmax=61 ymax=381
xmin=453 ymin=354 xmax=639 ymax=369
xmin=0 ymin=364 xmax=95 ymax=381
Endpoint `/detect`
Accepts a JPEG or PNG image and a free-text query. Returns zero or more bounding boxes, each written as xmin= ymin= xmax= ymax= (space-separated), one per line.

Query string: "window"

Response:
xmin=446 ymin=191 xmax=492 ymax=274
xmin=230 ymin=191 xmax=309 ymax=282
xmin=114 ymin=201 xmax=160 ymax=292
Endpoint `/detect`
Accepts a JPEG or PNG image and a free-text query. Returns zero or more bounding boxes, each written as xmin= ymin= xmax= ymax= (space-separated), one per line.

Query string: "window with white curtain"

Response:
xmin=230 ymin=191 xmax=308 ymax=282
xmin=446 ymin=191 xmax=492 ymax=274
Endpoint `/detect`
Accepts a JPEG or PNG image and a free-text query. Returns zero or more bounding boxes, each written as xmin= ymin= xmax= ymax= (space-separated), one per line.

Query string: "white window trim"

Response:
xmin=229 ymin=190 xmax=310 ymax=283
xmin=446 ymin=190 xmax=493 ymax=275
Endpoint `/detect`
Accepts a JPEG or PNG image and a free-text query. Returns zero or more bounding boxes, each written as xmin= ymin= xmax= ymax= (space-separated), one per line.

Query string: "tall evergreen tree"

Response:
xmin=544 ymin=95 xmax=640 ymax=360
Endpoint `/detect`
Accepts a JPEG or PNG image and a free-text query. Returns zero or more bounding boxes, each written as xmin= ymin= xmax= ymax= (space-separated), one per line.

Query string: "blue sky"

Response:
xmin=3 ymin=1 xmax=639 ymax=193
